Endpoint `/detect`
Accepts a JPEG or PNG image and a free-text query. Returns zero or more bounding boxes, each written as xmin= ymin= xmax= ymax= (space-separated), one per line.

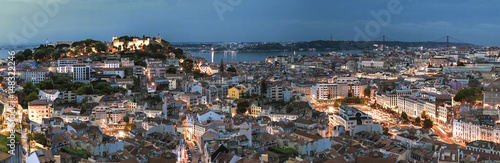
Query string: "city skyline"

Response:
xmin=2 ymin=0 xmax=500 ymax=46
xmin=3 ymin=1 xmax=500 ymax=162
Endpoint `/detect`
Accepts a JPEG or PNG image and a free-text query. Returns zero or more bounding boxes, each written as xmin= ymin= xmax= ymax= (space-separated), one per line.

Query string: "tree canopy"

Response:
xmin=364 ymin=87 xmax=371 ymax=98
xmin=453 ymin=87 xmax=483 ymax=104
xmin=182 ymin=59 xmax=194 ymax=72
xmin=423 ymin=119 xmax=433 ymax=129
xmin=33 ymin=47 xmax=54 ymax=61
xmin=74 ymin=81 xmax=127 ymax=95
xmin=236 ymin=101 xmax=250 ymax=114
xmin=415 ymin=117 xmax=421 ymax=125
xmin=220 ymin=58 xmax=225 ymax=72
xmin=401 ymin=111 xmax=408 ymax=121
xmin=95 ymin=42 xmax=108 ymax=53
xmin=421 ymin=111 xmax=428 ymax=119
xmin=260 ymin=79 xmax=267 ymax=95
xmin=227 ymin=67 xmax=237 ymax=73
xmin=72 ymin=39 xmax=101 ymax=47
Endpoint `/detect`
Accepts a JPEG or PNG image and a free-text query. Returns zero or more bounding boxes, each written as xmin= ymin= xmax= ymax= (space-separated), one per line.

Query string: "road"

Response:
xmin=185 ymin=140 xmax=203 ymax=163
xmin=433 ymin=124 xmax=465 ymax=147
xmin=355 ymin=104 xmax=465 ymax=147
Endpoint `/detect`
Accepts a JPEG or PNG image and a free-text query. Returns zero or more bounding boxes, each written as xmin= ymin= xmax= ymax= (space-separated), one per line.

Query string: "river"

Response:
xmin=1 ymin=46 xmax=364 ymax=63
xmin=188 ymin=50 xmax=364 ymax=63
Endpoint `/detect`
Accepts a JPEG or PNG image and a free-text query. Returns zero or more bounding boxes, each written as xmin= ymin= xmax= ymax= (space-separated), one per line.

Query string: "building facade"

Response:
xmin=29 ymin=100 xmax=52 ymax=124
xmin=73 ymin=63 xmax=92 ymax=82
xmin=310 ymin=83 xmax=348 ymax=103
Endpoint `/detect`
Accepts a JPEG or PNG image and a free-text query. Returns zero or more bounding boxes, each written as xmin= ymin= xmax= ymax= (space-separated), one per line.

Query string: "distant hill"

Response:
xmin=240 ymin=40 xmax=475 ymax=51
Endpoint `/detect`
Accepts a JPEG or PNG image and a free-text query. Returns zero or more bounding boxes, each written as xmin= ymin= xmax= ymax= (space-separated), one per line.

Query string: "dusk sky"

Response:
xmin=2 ymin=0 xmax=500 ymax=46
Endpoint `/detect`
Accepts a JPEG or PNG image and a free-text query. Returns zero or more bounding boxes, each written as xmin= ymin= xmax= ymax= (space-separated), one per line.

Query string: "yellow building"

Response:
xmin=228 ymin=86 xmax=246 ymax=99
xmin=127 ymin=101 xmax=137 ymax=112
xmin=250 ymin=101 xmax=261 ymax=117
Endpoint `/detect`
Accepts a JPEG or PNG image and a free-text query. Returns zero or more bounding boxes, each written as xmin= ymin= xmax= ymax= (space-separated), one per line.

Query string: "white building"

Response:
xmin=437 ymin=105 xmax=448 ymax=125
xmin=58 ymin=58 xmax=78 ymax=67
xmin=453 ymin=117 xmax=500 ymax=144
xmin=361 ymin=60 xmax=384 ymax=68
xmin=335 ymin=77 xmax=359 ymax=84
xmin=57 ymin=58 xmax=78 ymax=73
xmin=376 ymin=93 xmax=398 ymax=108
xmin=296 ymin=131 xmax=331 ymax=155
xmin=266 ymin=84 xmax=293 ymax=102
xmin=57 ymin=66 xmax=73 ymax=73
xmin=397 ymin=95 xmax=436 ymax=120
xmin=104 ymin=60 xmax=121 ymax=68
xmin=465 ymin=140 xmax=500 ymax=155
xmin=73 ymin=63 xmax=92 ymax=82
xmin=23 ymin=67 xmax=49 ymax=84
xmin=120 ymin=58 xmax=134 ymax=67
xmin=102 ymin=68 xmax=125 ymax=78
xmin=310 ymin=83 xmax=349 ymax=103
xmin=330 ymin=104 xmax=373 ymax=131
xmin=197 ymin=110 xmax=224 ymax=122
xmin=269 ymin=113 xmax=299 ymax=122
xmin=39 ymin=90 xmax=60 ymax=102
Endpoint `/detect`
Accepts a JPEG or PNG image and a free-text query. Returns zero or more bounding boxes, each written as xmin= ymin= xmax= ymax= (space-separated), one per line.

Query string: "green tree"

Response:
xmin=131 ymin=76 xmax=140 ymax=90
xmin=124 ymin=123 xmax=137 ymax=132
xmin=166 ymin=66 xmax=177 ymax=74
xmin=182 ymin=59 xmax=194 ymax=72
xmin=383 ymin=127 xmax=389 ymax=135
xmin=14 ymin=53 xmax=25 ymax=62
xmin=23 ymin=82 xmax=38 ymax=94
xmin=30 ymin=133 xmax=48 ymax=146
xmin=415 ymin=117 xmax=421 ymax=125
xmin=80 ymin=108 xmax=86 ymax=114
xmin=453 ymin=87 xmax=483 ymax=104
xmin=95 ymin=42 xmax=108 ymax=53
xmin=285 ymin=105 xmax=294 ymax=113
xmin=421 ymin=111 xmax=428 ymax=119
xmin=51 ymin=50 xmax=61 ymax=60
xmin=364 ymin=87 xmax=371 ymax=98
xmin=236 ymin=101 xmax=250 ymax=114
xmin=401 ymin=111 xmax=408 ymax=121
xmin=33 ymin=48 xmax=53 ymax=61
xmin=75 ymin=86 xmax=92 ymax=95
xmin=227 ymin=67 xmax=237 ymax=73
xmin=25 ymin=92 xmax=39 ymax=102
xmin=260 ymin=79 xmax=267 ymax=95
xmin=423 ymin=119 xmax=433 ymax=129
xmin=85 ymin=46 xmax=93 ymax=54
xmin=219 ymin=58 xmax=225 ymax=72
xmin=173 ymin=48 xmax=184 ymax=59
xmin=22 ymin=49 xmax=33 ymax=59
xmin=0 ymin=103 xmax=3 ymax=117
xmin=35 ymin=80 xmax=54 ymax=90
xmin=123 ymin=114 xmax=130 ymax=123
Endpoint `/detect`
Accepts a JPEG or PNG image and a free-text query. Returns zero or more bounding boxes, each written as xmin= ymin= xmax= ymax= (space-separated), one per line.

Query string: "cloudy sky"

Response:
xmin=2 ymin=0 xmax=500 ymax=46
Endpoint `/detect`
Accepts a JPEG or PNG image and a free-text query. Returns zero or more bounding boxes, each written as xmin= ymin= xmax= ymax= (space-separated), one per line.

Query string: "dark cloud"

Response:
xmin=1 ymin=0 xmax=500 ymax=46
